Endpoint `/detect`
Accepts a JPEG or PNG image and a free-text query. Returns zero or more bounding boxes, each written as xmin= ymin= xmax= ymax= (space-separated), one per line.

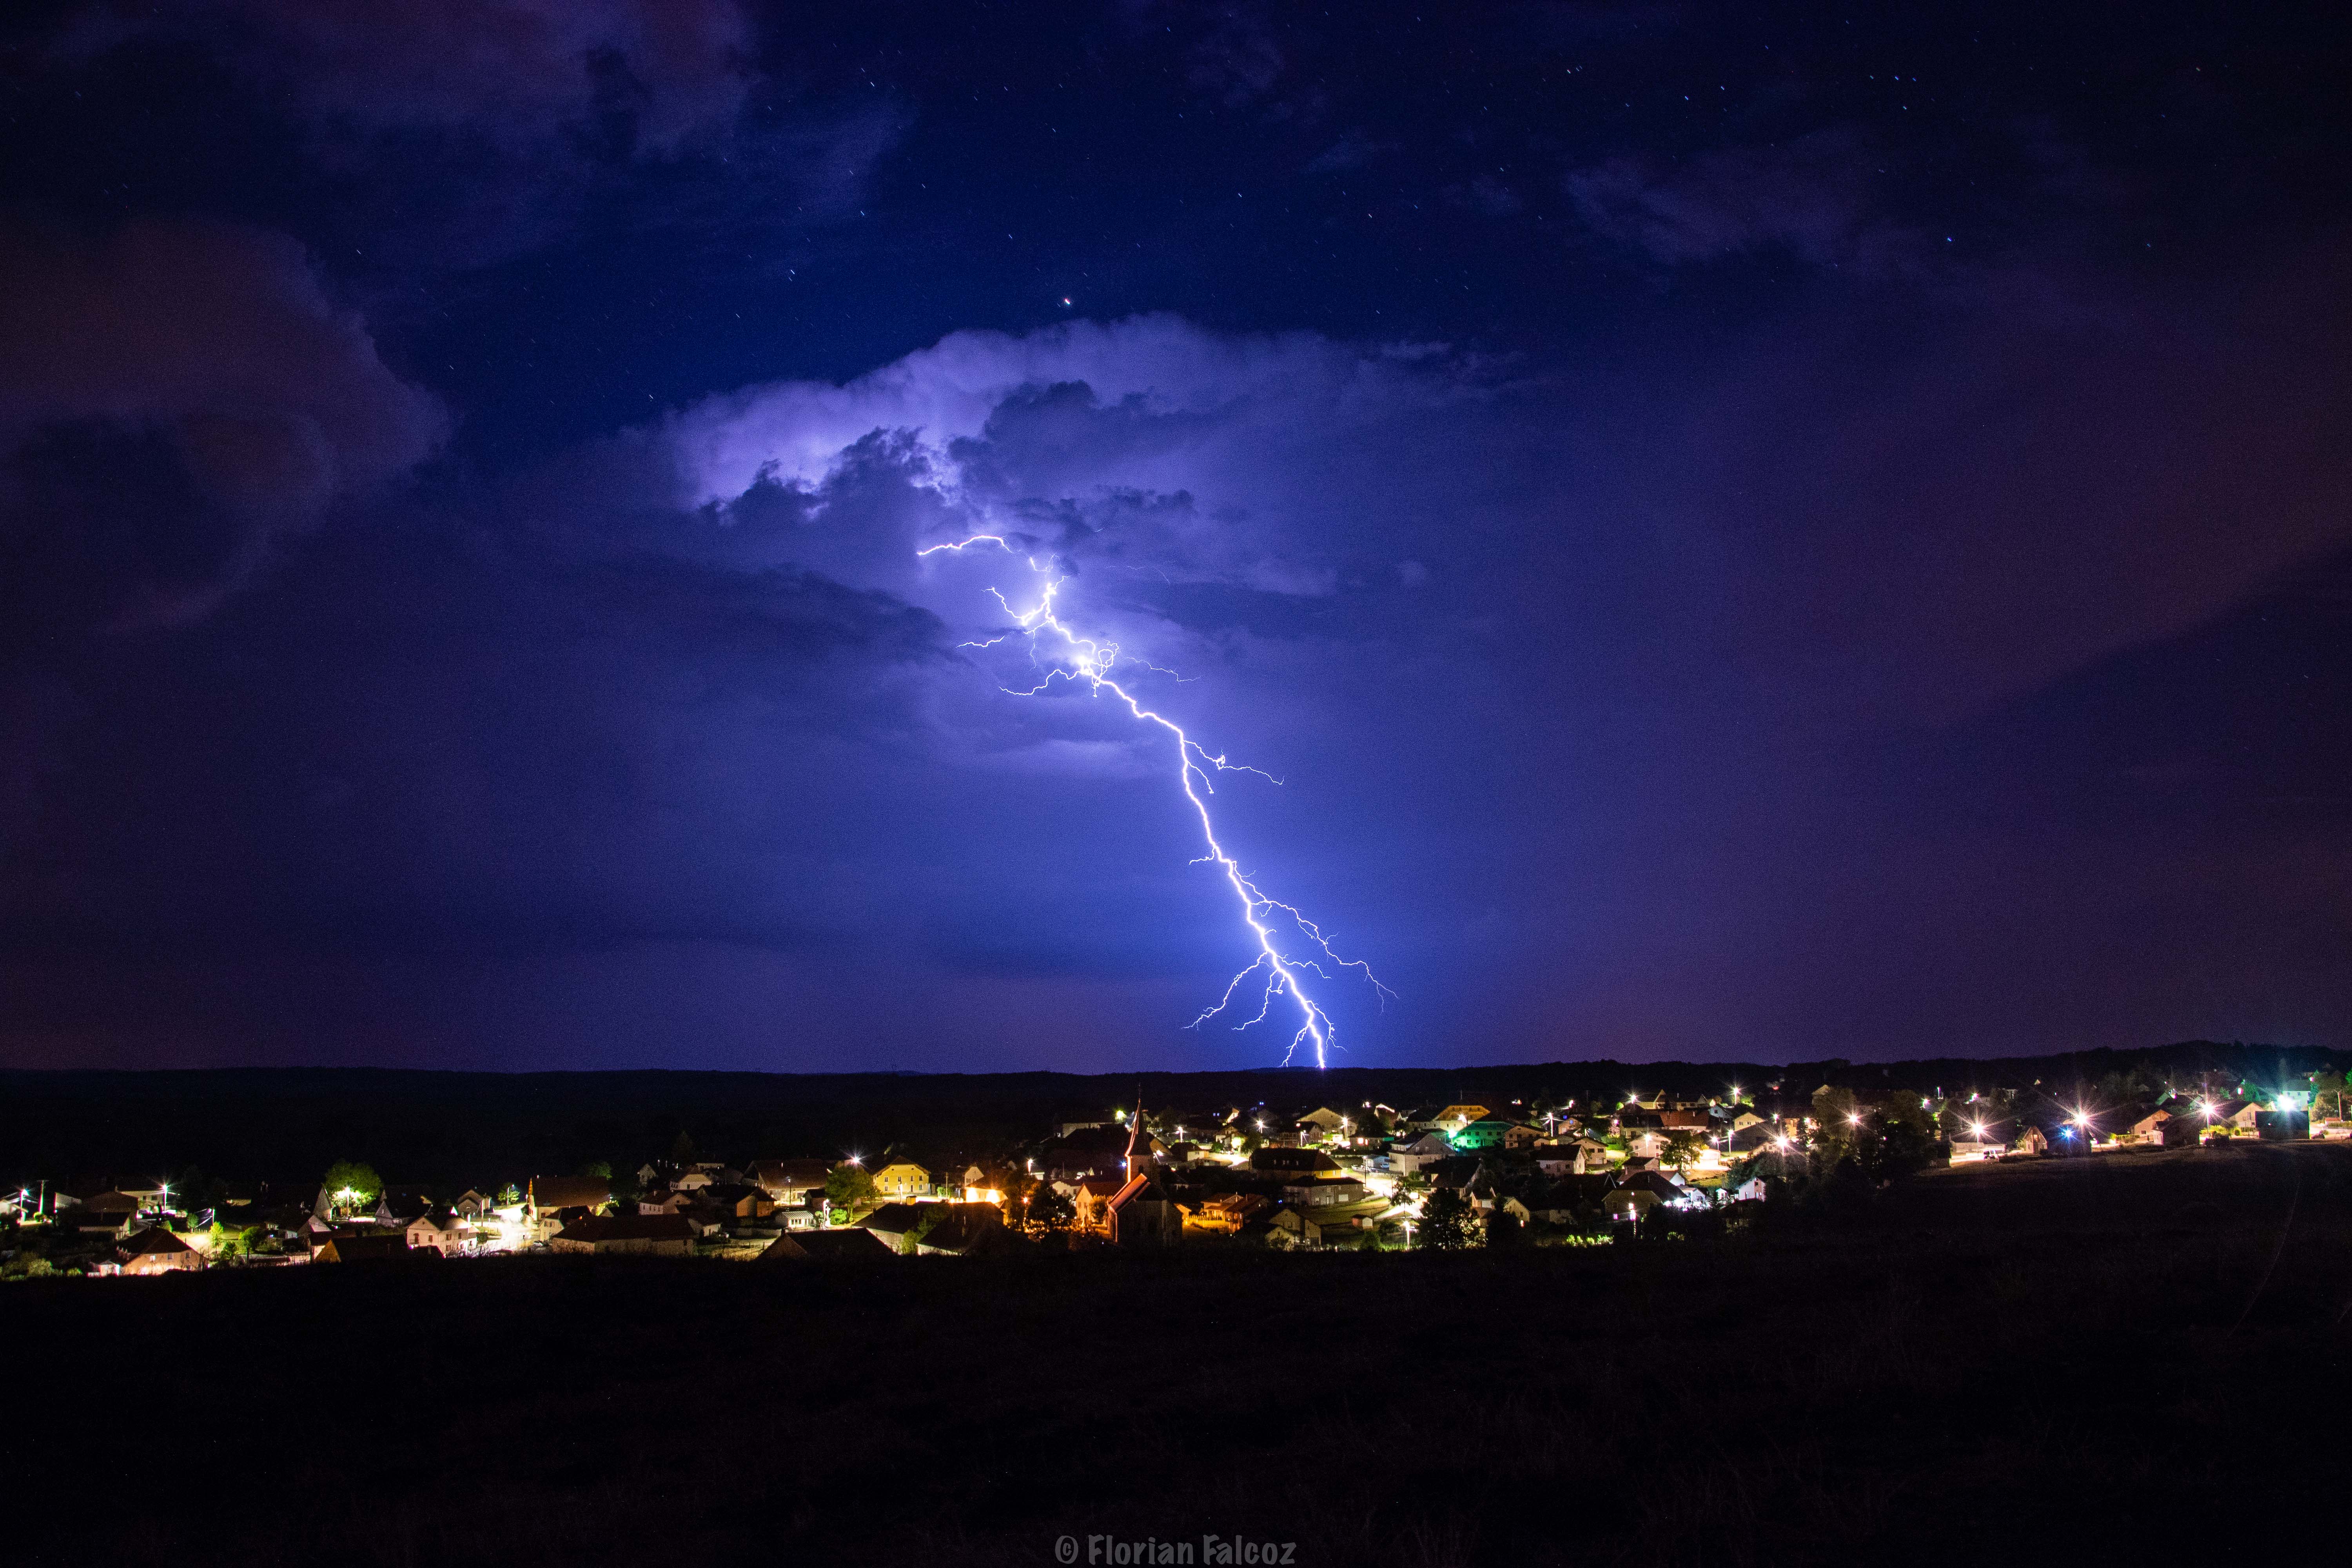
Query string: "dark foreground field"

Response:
xmin=7 ymin=1143 xmax=2348 ymax=1567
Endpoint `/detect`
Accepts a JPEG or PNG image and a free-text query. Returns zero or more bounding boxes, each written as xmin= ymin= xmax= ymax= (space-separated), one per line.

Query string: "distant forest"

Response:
xmin=4 ymin=1040 xmax=2341 ymax=1191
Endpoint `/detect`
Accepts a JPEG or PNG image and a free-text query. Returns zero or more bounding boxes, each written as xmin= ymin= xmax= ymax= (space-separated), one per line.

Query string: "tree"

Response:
xmin=1659 ymin=1130 xmax=1705 ymax=1171
xmin=1864 ymin=1093 xmax=1946 ymax=1181
xmin=1026 ymin=1186 xmax=1074 ymax=1234
xmin=2309 ymin=1070 xmax=2347 ymax=1123
xmin=994 ymin=1167 xmax=1037 ymax=1226
xmin=1485 ymin=1204 xmax=1526 ymax=1249
xmin=171 ymin=1165 xmax=225 ymax=1215
xmin=1810 ymin=1086 xmax=1860 ymax=1165
xmin=824 ymin=1162 xmax=877 ymax=1212
xmin=1419 ymin=1188 xmax=1479 ymax=1249
xmin=321 ymin=1161 xmax=381 ymax=1212
xmin=669 ymin=1131 xmax=700 ymax=1166
xmin=606 ymin=1162 xmax=642 ymax=1203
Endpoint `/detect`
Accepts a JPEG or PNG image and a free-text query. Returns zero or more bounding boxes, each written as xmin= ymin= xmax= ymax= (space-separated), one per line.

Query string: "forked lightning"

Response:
xmin=918 ymin=535 xmax=1387 ymax=1066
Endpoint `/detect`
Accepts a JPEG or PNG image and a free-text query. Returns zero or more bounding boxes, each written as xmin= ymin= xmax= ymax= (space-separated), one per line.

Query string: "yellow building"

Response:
xmin=872 ymin=1161 xmax=933 ymax=1201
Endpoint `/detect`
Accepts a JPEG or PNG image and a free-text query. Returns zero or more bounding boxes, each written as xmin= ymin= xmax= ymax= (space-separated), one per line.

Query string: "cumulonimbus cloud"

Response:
xmin=661 ymin=314 xmax=1478 ymax=612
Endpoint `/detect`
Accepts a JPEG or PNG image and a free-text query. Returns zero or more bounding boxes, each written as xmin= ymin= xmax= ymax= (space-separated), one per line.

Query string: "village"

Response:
xmin=5 ymin=1069 xmax=2342 ymax=1279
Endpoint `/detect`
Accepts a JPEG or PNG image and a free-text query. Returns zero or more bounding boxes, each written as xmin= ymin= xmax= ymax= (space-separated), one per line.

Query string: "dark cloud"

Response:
xmin=1568 ymin=128 xmax=1927 ymax=276
xmin=63 ymin=0 xmax=754 ymax=150
xmin=0 ymin=217 xmax=443 ymax=642
xmin=4 ymin=1 xmax=2351 ymax=1071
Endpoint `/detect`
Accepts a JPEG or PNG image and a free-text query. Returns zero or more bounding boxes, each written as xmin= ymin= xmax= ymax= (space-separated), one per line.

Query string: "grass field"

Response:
xmin=5 ymin=1140 xmax=2345 ymax=1566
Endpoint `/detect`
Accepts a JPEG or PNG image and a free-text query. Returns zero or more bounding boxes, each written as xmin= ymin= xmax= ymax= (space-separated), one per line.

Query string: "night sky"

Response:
xmin=3 ymin=2 xmax=2348 ymax=1072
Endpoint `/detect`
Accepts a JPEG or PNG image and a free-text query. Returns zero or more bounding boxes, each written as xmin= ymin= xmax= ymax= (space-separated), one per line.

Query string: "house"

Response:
xmin=699 ymin=1183 xmax=777 ymax=1221
xmin=118 ymin=1227 xmax=201 ymax=1274
xmin=547 ymin=1214 xmax=695 ymax=1256
xmin=956 ymin=1165 xmax=1007 ymax=1203
xmin=871 ymin=1161 xmax=933 ymax=1202
xmin=1532 ymin=1138 xmax=1612 ymax=1176
xmin=1387 ymin=1133 xmax=1456 ymax=1175
xmin=452 ymin=1190 xmax=495 ymax=1219
xmin=856 ymin=1202 xmax=934 ymax=1254
xmin=1449 ymin=1118 xmax=1521 ymax=1152
xmin=675 ymin=1205 xmax=731 ymax=1239
xmin=1105 ymin=1175 xmax=1181 ymax=1246
xmin=1526 ymin=1174 xmax=1616 ymax=1224
xmin=759 ymin=1228 xmax=895 ymax=1263
xmin=1424 ymin=1105 xmax=1491 ymax=1135
xmin=1602 ymin=1187 xmax=1667 ymax=1227
xmin=1605 ymin=1168 xmax=1701 ymax=1226
xmin=72 ymin=1192 xmax=142 ymax=1237
xmin=1279 ymin=1176 xmax=1369 ymax=1209
xmin=528 ymin=1176 xmax=612 ymax=1215
xmin=1730 ymin=1122 xmax=1799 ymax=1154
xmin=1296 ymin=1107 xmax=1349 ymax=1137
xmin=1250 ymin=1147 xmax=1343 ymax=1178
xmin=1040 ymin=1124 xmax=1164 ymax=1178
xmin=1185 ymin=1192 xmax=1270 ymax=1232
xmin=404 ymin=1210 xmax=472 ymax=1254
xmin=316 ymin=1234 xmax=424 ymax=1264
xmin=2213 ymin=1100 xmax=2263 ymax=1132
xmin=753 ymin=1161 xmax=837 ymax=1213
xmin=913 ymin=1205 xmax=1013 ymax=1256
xmin=373 ymin=1191 xmax=432 ymax=1228
xmin=1070 ymin=1176 xmax=1127 ymax=1234
xmin=1265 ymin=1205 xmax=1365 ymax=1248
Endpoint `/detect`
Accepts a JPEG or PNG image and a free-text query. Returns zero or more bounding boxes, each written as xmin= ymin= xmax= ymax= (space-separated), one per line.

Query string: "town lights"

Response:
xmin=1847 ymin=1113 xmax=1864 ymax=1127
xmin=1969 ymin=1122 xmax=1987 ymax=1139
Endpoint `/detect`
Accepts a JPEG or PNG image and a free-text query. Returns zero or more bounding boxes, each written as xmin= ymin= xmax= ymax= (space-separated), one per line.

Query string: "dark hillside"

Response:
xmin=4 ymin=1139 xmax=2346 ymax=1566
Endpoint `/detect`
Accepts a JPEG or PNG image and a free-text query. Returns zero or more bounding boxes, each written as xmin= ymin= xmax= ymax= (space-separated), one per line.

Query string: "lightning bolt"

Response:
xmin=921 ymin=535 xmax=1388 ymax=1067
